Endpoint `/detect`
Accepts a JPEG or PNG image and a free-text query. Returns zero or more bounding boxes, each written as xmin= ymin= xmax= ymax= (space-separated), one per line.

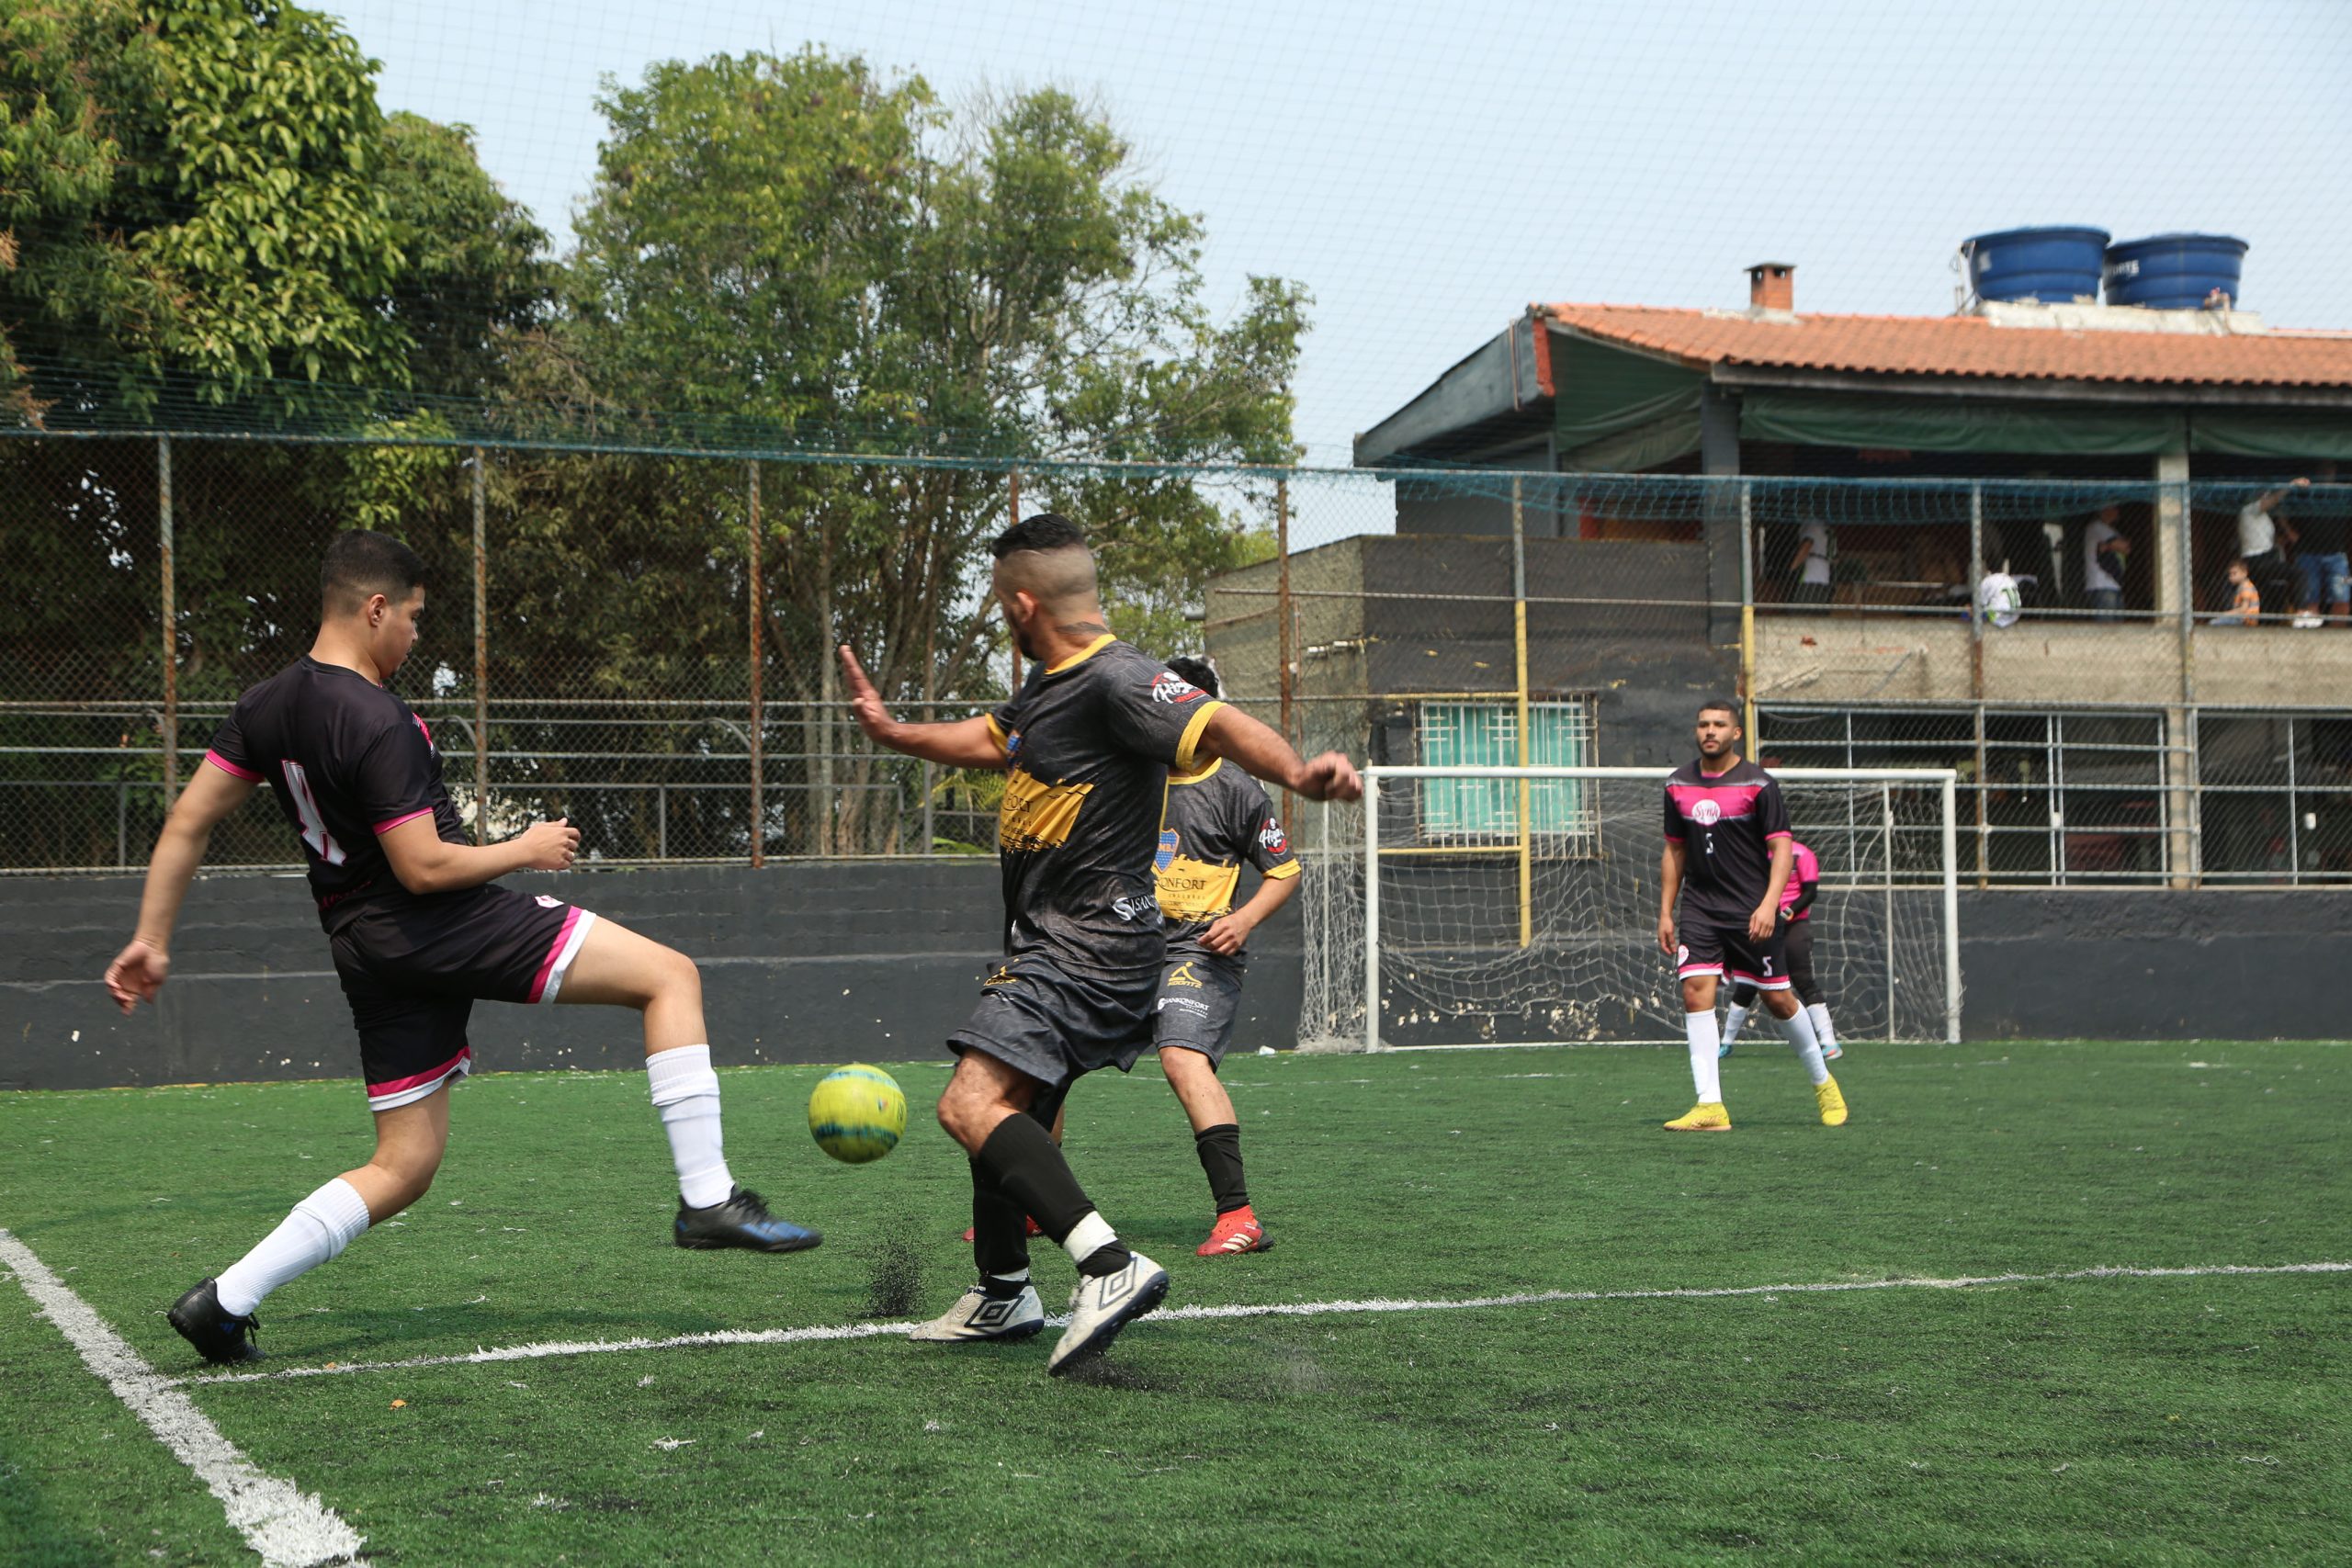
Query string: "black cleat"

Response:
xmin=673 ymin=1188 xmax=822 ymax=1253
xmin=166 ymin=1278 xmax=263 ymax=1365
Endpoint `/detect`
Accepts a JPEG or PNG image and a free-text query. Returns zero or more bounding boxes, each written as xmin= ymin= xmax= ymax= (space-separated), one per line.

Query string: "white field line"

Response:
xmin=0 ymin=1229 xmax=367 ymax=1568
xmin=182 ymin=1258 xmax=2352 ymax=1389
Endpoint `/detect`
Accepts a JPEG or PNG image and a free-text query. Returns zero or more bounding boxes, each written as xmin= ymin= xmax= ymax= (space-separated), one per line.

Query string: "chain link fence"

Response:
xmin=6 ymin=434 xmax=2348 ymax=886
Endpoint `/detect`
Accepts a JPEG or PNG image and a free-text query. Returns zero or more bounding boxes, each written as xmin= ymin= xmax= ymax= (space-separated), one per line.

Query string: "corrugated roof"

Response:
xmin=1540 ymin=304 xmax=2352 ymax=389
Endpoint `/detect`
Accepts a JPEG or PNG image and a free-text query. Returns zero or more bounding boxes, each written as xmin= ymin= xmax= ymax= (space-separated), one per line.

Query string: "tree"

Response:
xmin=549 ymin=48 xmax=1311 ymax=850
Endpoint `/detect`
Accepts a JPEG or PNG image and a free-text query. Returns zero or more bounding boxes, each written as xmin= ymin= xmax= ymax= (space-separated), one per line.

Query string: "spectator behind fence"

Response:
xmin=2211 ymin=559 xmax=2261 ymax=626
xmin=2083 ymin=505 xmax=2128 ymax=620
xmin=2291 ymin=461 xmax=2346 ymax=628
xmin=2238 ymin=477 xmax=2306 ymax=617
xmin=1998 ymin=514 xmax=2053 ymax=609
xmin=1788 ymin=517 xmax=1834 ymax=604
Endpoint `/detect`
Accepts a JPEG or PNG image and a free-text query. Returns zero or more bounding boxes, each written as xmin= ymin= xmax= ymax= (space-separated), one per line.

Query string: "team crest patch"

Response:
xmin=535 ymin=895 xmax=563 ymax=908
xmin=1150 ymin=671 xmax=1204 ymax=705
xmin=1676 ymin=944 xmax=1690 ymax=965
xmin=1004 ymin=729 xmax=1023 ymax=758
xmin=1259 ymin=818 xmax=1288 ymax=855
xmin=1692 ymin=800 xmax=1722 ymax=826
xmin=1167 ymin=962 xmax=1203 ymax=989
xmin=1155 ymin=828 xmax=1179 ymax=872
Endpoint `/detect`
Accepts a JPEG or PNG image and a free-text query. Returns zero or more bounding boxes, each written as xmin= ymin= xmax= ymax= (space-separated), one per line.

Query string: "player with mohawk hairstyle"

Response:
xmin=840 ymin=513 xmax=1359 ymax=1374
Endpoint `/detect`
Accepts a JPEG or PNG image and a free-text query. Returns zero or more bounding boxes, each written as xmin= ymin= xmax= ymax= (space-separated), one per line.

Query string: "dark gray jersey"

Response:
xmin=987 ymin=637 xmax=1226 ymax=977
xmin=1156 ymin=759 xmax=1299 ymax=957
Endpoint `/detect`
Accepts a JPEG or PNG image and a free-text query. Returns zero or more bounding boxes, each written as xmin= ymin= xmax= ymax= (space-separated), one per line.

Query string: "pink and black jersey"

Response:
xmin=204 ymin=656 xmax=468 ymax=932
xmin=1782 ymin=840 xmax=1820 ymax=921
xmin=1662 ymin=757 xmax=1792 ymax=926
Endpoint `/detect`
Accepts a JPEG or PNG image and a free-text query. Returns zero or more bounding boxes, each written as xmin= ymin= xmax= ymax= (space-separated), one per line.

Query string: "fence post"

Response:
xmin=1970 ymin=483 xmax=1988 ymax=887
xmin=1277 ymin=475 xmax=1295 ymax=826
xmin=1511 ymin=475 xmax=1532 ymax=950
xmin=748 ymin=460 xmax=764 ymax=869
xmin=818 ymin=514 xmax=835 ymax=857
xmin=158 ymin=434 xmax=177 ymax=808
xmin=2159 ymin=456 xmax=2197 ymax=886
xmin=1738 ymin=481 xmax=1756 ymax=740
xmin=472 ymin=447 xmax=489 ymax=846
xmin=1006 ymin=469 xmax=1023 ymax=689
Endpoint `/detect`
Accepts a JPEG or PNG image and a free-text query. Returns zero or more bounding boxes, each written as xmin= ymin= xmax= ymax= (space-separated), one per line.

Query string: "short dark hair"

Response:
xmin=1166 ymin=655 xmax=1220 ymax=698
xmin=990 ymin=513 xmax=1088 ymax=560
xmin=1697 ymin=697 xmax=1742 ymax=723
xmin=321 ymin=530 xmax=426 ymax=615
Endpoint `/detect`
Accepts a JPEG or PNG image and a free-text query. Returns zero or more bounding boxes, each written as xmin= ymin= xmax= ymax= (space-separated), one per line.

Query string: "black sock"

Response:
xmin=967 ymin=1156 xmax=1032 ymax=1281
xmin=1193 ymin=1123 xmax=1250 ymax=1214
xmin=975 ymin=1113 xmax=1096 ymax=1246
xmin=1074 ymin=1239 xmax=1132 ymax=1278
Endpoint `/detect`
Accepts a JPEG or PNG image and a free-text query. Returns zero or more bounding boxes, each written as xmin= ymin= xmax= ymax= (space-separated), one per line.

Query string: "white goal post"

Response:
xmin=1297 ymin=766 xmax=1961 ymax=1053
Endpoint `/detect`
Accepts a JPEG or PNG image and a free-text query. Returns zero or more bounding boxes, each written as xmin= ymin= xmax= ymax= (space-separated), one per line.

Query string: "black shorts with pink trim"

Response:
xmin=1674 ymin=921 xmax=1791 ymax=991
xmin=328 ymin=883 xmax=600 ymax=1111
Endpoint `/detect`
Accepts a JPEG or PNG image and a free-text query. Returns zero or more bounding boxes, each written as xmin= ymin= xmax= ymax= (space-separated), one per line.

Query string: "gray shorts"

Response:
xmin=1148 ymin=951 xmax=1246 ymax=1066
xmin=947 ymin=953 xmax=1159 ymax=1090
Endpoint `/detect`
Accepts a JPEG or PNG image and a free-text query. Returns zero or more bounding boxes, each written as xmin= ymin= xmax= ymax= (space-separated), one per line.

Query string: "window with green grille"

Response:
xmin=1416 ymin=700 xmax=1596 ymax=848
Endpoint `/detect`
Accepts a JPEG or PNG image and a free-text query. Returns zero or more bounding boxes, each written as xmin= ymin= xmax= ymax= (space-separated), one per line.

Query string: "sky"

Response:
xmin=328 ymin=0 xmax=2352 ymax=473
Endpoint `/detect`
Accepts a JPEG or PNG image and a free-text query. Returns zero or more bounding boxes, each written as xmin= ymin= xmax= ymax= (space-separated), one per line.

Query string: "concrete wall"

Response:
xmin=0 ymin=863 xmax=1305 ymax=1093
xmin=4 ymin=869 xmax=2340 ymax=1092
xmin=1757 ymin=614 xmax=2352 ymax=709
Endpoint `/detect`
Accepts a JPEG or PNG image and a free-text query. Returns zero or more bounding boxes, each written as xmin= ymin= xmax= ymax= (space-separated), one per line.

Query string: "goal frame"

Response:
xmin=1356 ymin=765 xmax=1962 ymax=1051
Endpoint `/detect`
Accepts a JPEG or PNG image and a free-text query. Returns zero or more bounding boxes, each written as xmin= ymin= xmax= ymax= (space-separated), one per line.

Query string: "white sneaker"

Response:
xmin=2293 ymin=615 xmax=2325 ymax=628
xmin=1046 ymin=1251 xmax=1170 ymax=1375
xmin=908 ymin=1282 xmax=1044 ymax=1343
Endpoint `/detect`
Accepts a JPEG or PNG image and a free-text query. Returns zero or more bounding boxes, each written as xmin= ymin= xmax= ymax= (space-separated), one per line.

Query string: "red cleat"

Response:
xmin=1196 ymin=1205 xmax=1270 ymax=1257
xmin=960 ymin=1216 xmax=1046 ymax=1243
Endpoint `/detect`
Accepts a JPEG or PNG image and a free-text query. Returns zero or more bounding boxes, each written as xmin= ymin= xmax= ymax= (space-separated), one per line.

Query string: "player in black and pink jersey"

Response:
xmin=105 ymin=531 xmax=818 ymax=1367
xmin=1655 ymin=698 xmax=1847 ymax=1133
xmin=1720 ymin=837 xmax=1843 ymax=1064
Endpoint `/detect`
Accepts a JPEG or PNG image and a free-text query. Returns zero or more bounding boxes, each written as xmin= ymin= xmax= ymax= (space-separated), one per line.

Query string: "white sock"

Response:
xmin=1683 ymin=1011 xmax=1723 ymax=1103
xmin=215 ymin=1178 xmax=371 ymax=1317
xmin=1061 ymin=1211 xmax=1118 ymax=1269
xmin=647 ymin=1044 xmax=735 ymax=1210
xmin=1722 ymin=1001 xmax=1752 ymax=1048
xmin=1775 ymin=1005 xmax=1830 ymax=1086
xmin=1806 ymin=1002 xmax=1838 ymax=1053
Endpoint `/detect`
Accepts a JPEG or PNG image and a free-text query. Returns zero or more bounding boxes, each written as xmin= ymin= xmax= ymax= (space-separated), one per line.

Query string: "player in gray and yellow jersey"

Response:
xmin=1142 ymin=656 xmax=1300 ymax=1256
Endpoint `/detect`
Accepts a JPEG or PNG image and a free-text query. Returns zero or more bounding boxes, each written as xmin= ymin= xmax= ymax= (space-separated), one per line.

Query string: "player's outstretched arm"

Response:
xmin=1195 ymin=705 xmax=1362 ymax=802
xmin=104 ymin=763 xmax=258 ymax=1012
xmin=836 ymin=645 xmax=1009 ymax=769
xmin=379 ymin=814 xmax=580 ymax=896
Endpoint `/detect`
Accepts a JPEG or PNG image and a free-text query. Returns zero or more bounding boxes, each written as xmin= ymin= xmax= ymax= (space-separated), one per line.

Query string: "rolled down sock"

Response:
xmin=214 ymin=1178 xmax=372 ymax=1317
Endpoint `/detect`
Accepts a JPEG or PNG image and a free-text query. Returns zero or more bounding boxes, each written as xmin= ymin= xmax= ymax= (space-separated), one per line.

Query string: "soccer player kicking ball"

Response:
xmin=1655 ymin=700 xmax=1847 ymax=1132
xmin=839 ymin=514 xmax=1359 ymax=1375
xmin=1720 ymin=836 xmax=1842 ymax=1063
xmin=105 ymin=532 xmax=819 ymax=1367
xmin=1136 ymin=655 xmax=1300 ymax=1257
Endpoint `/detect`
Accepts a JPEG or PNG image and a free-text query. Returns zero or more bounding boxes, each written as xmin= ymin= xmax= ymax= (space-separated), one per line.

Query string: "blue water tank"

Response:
xmin=2103 ymin=233 xmax=2248 ymax=310
xmin=1962 ymin=226 xmax=2110 ymax=304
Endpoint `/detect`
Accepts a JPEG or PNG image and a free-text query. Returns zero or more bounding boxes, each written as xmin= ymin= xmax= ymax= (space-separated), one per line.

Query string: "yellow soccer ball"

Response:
xmin=808 ymin=1065 xmax=907 ymax=1164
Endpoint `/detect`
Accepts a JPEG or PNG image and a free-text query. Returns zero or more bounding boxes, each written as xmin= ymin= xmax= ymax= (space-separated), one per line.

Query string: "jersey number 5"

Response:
xmin=279 ymin=760 xmax=345 ymax=865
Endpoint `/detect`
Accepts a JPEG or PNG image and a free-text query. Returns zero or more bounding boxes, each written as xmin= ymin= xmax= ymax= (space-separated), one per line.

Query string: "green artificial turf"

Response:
xmin=3 ymin=1041 xmax=2347 ymax=1564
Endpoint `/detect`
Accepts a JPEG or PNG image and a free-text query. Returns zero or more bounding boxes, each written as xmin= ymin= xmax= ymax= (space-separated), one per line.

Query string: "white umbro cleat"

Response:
xmin=1046 ymin=1251 xmax=1170 ymax=1376
xmin=908 ymin=1282 xmax=1045 ymax=1343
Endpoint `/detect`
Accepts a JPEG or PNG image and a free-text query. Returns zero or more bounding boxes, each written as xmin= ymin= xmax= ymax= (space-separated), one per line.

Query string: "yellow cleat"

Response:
xmin=1663 ymin=1101 xmax=1733 ymax=1132
xmin=1815 ymin=1074 xmax=1849 ymax=1127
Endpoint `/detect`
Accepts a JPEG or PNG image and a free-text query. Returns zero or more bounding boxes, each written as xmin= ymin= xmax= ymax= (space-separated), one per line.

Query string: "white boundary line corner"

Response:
xmin=0 ymin=1228 xmax=368 ymax=1568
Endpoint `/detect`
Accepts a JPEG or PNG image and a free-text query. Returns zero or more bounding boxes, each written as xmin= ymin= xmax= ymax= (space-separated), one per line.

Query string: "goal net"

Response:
xmin=1297 ymin=766 xmax=1960 ymax=1052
